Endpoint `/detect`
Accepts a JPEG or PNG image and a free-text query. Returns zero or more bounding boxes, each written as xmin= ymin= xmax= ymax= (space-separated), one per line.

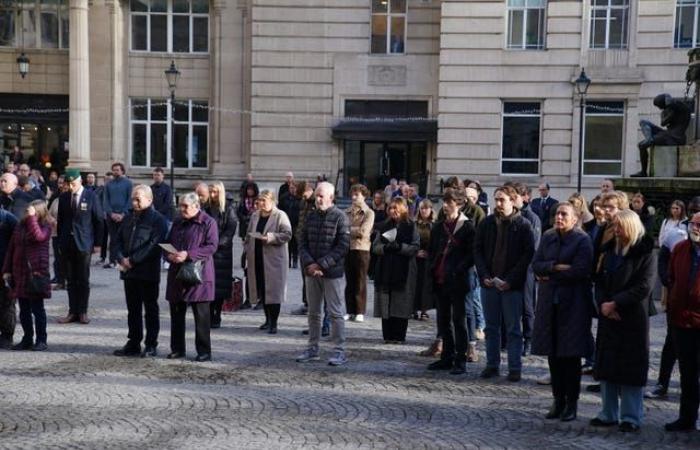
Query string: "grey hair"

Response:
xmin=316 ymin=181 xmax=335 ymax=198
xmin=179 ymin=192 xmax=200 ymax=208
xmin=132 ymin=184 xmax=153 ymax=200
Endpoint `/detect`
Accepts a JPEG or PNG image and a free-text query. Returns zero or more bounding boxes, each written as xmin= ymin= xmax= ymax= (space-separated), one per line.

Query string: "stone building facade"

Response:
xmin=0 ymin=0 xmax=692 ymax=195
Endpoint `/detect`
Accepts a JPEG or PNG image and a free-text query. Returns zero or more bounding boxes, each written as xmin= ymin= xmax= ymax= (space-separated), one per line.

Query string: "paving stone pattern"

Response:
xmin=0 ymin=246 xmax=695 ymax=449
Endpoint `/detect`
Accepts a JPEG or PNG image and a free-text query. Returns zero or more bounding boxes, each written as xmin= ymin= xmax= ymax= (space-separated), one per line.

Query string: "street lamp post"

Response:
xmin=575 ymin=68 xmax=591 ymax=193
xmin=164 ymin=60 xmax=180 ymax=193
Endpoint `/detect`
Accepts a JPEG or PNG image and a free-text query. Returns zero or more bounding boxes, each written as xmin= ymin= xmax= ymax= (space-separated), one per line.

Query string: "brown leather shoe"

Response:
xmin=57 ymin=314 xmax=78 ymax=324
xmin=78 ymin=314 xmax=90 ymax=324
xmin=419 ymin=339 xmax=442 ymax=357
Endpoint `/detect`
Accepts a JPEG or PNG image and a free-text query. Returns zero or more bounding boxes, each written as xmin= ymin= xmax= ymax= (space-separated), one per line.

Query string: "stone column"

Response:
xmin=68 ymin=0 xmax=91 ymax=168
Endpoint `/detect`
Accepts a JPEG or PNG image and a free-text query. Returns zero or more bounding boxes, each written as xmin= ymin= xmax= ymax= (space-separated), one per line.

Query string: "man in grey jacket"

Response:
xmin=296 ymin=182 xmax=350 ymax=366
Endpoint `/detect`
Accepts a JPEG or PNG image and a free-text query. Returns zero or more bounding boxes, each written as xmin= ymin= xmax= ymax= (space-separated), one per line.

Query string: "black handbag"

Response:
xmin=24 ymin=238 xmax=50 ymax=297
xmin=176 ymin=260 xmax=203 ymax=285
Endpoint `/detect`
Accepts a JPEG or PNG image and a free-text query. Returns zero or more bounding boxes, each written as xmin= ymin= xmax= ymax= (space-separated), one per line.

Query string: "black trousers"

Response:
xmin=436 ymin=285 xmax=467 ymax=363
xmin=382 ymin=317 xmax=408 ymax=342
xmin=210 ymin=298 xmax=223 ymax=326
xmin=548 ymin=305 xmax=582 ymax=402
xmin=522 ymin=267 xmax=536 ymax=340
xmin=52 ymin=237 xmax=64 ymax=283
xmin=18 ymin=298 xmax=47 ymax=344
xmin=63 ymin=240 xmax=92 ymax=315
xmin=658 ymin=312 xmax=677 ymax=388
xmin=100 ymin=219 xmax=109 ymax=260
xmin=169 ymin=301 xmax=211 ymax=356
xmin=124 ymin=279 xmax=160 ymax=349
xmin=0 ymin=286 xmax=16 ymax=340
xmin=673 ymin=327 xmax=700 ymax=424
xmin=106 ymin=218 xmax=121 ymax=263
xmin=264 ymin=304 xmax=281 ymax=328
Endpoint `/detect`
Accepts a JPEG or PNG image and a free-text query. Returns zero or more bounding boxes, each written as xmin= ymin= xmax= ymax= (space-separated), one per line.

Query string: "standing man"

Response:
xmin=151 ymin=167 xmax=173 ymax=222
xmin=95 ymin=172 xmax=113 ymax=266
xmin=664 ymin=212 xmax=700 ymax=432
xmin=113 ymin=185 xmax=168 ymax=358
xmin=600 ymin=179 xmax=614 ymax=195
xmin=344 ymin=184 xmax=374 ymax=322
xmin=103 ymin=162 xmax=132 ymax=268
xmin=0 ymin=173 xmax=31 ymax=220
xmin=194 ymin=182 xmax=210 ymax=210
xmin=56 ymin=168 xmax=104 ymax=324
xmin=530 ymin=182 xmax=558 ymax=233
xmin=474 ymin=185 xmax=535 ymax=382
xmin=278 ymin=172 xmax=295 ymax=203
xmin=85 ymin=173 xmax=97 ymax=192
xmin=296 ymin=182 xmax=350 ymax=366
xmin=0 ymin=208 xmax=17 ymax=348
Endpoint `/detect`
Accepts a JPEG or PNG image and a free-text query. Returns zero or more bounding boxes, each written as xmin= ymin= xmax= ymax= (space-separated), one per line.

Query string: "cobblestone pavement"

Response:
xmin=0 ymin=246 xmax=696 ymax=449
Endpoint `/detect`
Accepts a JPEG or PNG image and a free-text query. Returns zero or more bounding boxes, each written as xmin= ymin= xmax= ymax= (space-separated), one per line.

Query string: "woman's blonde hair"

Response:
xmin=614 ymin=209 xmax=645 ymax=255
xmin=388 ymin=197 xmax=410 ymax=222
xmin=257 ymin=189 xmax=276 ymax=204
xmin=601 ymin=191 xmax=630 ymax=210
xmin=208 ymin=181 xmax=227 ymax=214
xmin=26 ymin=199 xmax=49 ymax=225
xmin=568 ymin=192 xmax=590 ymax=216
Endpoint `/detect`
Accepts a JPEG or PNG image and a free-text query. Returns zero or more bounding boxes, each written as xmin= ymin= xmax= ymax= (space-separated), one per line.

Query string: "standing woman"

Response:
xmin=3 ymin=200 xmax=52 ymax=351
xmin=368 ymin=190 xmax=388 ymax=279
xmin=165 ymin=193 xmax=218 ymax=362
xmin=245 ymin=190 xmax=292 ymax=334
xmin=568 ymin=192 xmax=594 ymax=230
xmin=590 ymin=209 xmax=654 ymax=432
xmin=531 ymin=202 xmax=594 ymax=422
xmin=206 ymin=181 xmax=238 ymax=329
xmin=414 ymin=199 xmax=435 ymax=321
xmin=372 ymin=197 xmax=419 ymax=343
xmin=237 ymin=182 xmax=259 ymax=308
xmin=658 ymin=200 xmax=686 ymax=246
xmin=344 ymin=184 xmax=374 ymax=322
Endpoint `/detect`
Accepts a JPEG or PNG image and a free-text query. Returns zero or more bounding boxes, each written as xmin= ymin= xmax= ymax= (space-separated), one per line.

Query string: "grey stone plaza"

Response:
xmin=0 ymin=247 xmax=694 ymax=449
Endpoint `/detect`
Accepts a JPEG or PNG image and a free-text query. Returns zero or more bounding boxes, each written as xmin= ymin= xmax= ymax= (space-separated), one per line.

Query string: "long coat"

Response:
xmin=593 ymin=234 xmax=655 ymax=386
xmin=244 ymin=207 xmax=292 ymax=305
xmin=531 ymin=228 xmax=594 ymax=358
xmin=3 ymin=216 xmax=52 ymax=300
xmin=371 ymin=219 xmax=419 ymax=319
xmin=205 ymin=204 xmax=238 ymax=301
xmin=165 ymin=210 xmax=218 ymax=303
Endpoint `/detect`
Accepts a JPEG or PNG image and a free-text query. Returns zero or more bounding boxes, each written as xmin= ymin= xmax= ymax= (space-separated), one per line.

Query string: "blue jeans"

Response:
xmin=467 ymin=268 xmax=485 ymax=329
xmin=597 ymin=381 xmax=644 ymax=426
xmin=482 ymin=287 xmax=524 ymax=372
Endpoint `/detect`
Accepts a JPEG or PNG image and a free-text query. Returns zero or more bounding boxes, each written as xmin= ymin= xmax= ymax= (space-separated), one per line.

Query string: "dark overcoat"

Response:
xmin=531 ymin=228 xmax=594 ymax=357
xmin=205 ymin=204 xmax=238 ymax=301
xmin=3 ymin=216 xmax=52 ymax=300
xmin=593 ymin=234 xmax=655 ymax=386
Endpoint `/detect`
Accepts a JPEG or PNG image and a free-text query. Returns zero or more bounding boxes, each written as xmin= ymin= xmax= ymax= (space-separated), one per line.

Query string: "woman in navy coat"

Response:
xmin=532 ymin=202 xmax=594 ymax=422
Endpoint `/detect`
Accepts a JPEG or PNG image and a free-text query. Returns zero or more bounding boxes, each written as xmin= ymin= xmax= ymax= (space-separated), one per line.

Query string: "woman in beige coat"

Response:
xmin=245 ymin=190 xmax=293 ymax=334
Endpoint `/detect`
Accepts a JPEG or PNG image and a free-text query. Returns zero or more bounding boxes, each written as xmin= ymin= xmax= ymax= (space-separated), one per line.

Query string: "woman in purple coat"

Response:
xmin=3 ymin=200 xmax=52 ymax=351
xmin=165 ymin=192 xmax=218 ymax=362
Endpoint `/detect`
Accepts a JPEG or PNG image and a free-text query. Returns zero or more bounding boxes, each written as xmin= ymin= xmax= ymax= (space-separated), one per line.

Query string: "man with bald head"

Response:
xmin=0 ymin=172 xmax=31 ymax=220
xmin=194 ymin=182 xmax=210 ymax=209
xmin=278 ymin=172 xmax=295 ymax=202
xmin=297 ymin=182 xmax=350 ymax=366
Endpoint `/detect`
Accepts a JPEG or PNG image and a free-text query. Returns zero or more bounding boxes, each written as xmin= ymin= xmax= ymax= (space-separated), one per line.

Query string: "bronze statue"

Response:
xmin=632 ymin=93 xmax=691 ymax=177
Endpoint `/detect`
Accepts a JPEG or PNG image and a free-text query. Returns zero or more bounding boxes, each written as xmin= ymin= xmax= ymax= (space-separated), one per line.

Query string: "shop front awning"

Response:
xmin=0 ymin=94 xmax=69 ymax=123
xmin=331 ymin=118 xmax=438 ymax=142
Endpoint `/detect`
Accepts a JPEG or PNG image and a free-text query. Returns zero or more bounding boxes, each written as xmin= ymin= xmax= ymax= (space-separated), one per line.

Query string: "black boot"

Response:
xmin=631 ymin=145 xmax=649 ymax=177
xmin=560 ymin=401 xmax=577 ymax=422
xmin=545 ymin=399 xmax=565 ymax=419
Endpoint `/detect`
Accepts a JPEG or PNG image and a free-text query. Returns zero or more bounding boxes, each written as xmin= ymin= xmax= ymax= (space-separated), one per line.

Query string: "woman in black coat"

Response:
xmin=532 ymin=202 xmax=594 ymax=422
xmin=206 ymin=181 xmax=238 ymax=328
xmin=590 ymin=209 xmax=655 ymax=432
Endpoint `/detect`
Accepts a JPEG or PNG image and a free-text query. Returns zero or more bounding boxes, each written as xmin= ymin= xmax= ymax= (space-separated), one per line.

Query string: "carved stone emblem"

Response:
xmin=368 ymin=66 xmax=407 ymax=86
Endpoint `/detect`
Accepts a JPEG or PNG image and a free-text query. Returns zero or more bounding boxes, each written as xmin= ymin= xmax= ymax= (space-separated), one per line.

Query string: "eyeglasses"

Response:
xmin=602 ymin=204 xmax=618 ymax=211
xmin=689 ymin=222 xmax=700 ymax=229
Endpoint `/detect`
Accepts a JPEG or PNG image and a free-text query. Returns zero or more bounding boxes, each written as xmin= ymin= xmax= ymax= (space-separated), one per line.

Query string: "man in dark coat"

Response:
xmin=530 ymin=182 xmax=558 ymax=233
xmin=665 ymin=212 xmax=700 ymax=432
xmin=0 ymin=208 xmax=17 ymax=349
xmin=474 ymin=185 xmax=535 ymax=382
xmin=113 ymin=185 xmax=168 ymax=358
xmin=151 ymin=167 xmax=173 ymax=222
xmin=0 ymin=172 xmax=32 ymax=220
xmin=56 ymin=168 xmax=104 ymax=325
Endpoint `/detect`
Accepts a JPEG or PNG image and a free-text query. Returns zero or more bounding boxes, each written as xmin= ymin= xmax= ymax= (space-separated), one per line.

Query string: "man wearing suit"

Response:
xmin=0 ymin=173 xmax=32 ymax=220
xmin=530 ymin=182 xmax=558 ymax=233
xmin=56 ymin=168 xmax=104 ymax=324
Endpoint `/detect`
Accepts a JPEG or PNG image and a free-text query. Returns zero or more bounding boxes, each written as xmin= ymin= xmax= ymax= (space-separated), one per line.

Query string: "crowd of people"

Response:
xmin=0 ymin=161 xmax=698 ymax=433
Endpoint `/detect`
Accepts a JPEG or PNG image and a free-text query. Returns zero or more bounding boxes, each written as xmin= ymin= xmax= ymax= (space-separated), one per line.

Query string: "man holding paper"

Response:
xmin=112 ymin=185 xmax=168 ymax=357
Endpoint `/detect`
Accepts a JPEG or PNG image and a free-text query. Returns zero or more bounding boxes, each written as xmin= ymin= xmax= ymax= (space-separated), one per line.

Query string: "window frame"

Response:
xmin=506 ymin=0 xmax=547 ymax=50
xmin=129 ymin=0 xmax=210 ymax=54
xmin=675 ymin=0 xmax=700 ymax=48
xmin=589 ymin=0 xmax=629 ymax=50
xmin=129 ymin=97 xmax=210 ymax=170
xmin=370 ymin=0 xmax=408 ymax=55
xmin=0 ymin=0 xmax=69 ymax=49
xmin=582 ymin=100 xmax=625 ymax=177
xmin=500 ymin=100 xmax=542 ymax=176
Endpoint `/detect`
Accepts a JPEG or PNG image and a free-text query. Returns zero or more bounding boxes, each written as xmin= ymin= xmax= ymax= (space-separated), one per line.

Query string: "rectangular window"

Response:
xmin=676 ymin=0 xmax=700 ymax=48
xmin=130 ymin=98 xmax=209 ymax=169
xmin=501 ymin=101 xmax=541 ymax=175
xmin=0 ymin=0 xmax=68 ymax=49
xmin=590 ymin=0 xmax=629 ymax=49
xmin=130 ymin=0 xmax=209 ymax=53
xmin=583 ymin=101 xmax=625 ymax=176
xmin=371 ymin=0 xmax=407 ymax=54
xmin=507 ymin=0 xmax=546 ymax=50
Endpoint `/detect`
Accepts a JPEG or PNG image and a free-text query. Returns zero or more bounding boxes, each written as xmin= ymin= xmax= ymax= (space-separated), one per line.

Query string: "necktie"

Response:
xmin=72 ymin=193 xmax=79 ymax=213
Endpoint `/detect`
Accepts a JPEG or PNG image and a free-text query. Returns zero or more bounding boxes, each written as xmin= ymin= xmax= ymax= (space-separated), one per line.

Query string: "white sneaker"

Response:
xmin=343 ymin=314 xmax=350 ymax=321
xmin=354 ymin=314 xmax=364 ymax=322
xmin=328 ymin=351 xmax=347 ymax=366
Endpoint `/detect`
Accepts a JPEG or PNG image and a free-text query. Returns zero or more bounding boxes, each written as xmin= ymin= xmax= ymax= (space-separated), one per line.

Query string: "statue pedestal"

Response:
xmin=678 ymin=143 xmax=700 ymax=176
xmin=649 ymin=146 xmax=678 ymax=177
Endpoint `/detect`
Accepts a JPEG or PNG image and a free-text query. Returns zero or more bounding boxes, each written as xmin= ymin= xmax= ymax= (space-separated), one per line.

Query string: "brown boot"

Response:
xmin=78 ymin=313 xmax=90 ymax=324
xmin=57 ymin=313 xmax=78 ymax=324
xmin=466 ymin=342 xmax=479 ymax=363
xmin=419 ymin=339 xmax=442 ymax=357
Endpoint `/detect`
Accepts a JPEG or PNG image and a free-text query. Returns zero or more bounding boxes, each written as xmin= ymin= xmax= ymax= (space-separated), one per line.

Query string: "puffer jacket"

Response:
xmin=299 ymin=205 xmax=350 ymax=279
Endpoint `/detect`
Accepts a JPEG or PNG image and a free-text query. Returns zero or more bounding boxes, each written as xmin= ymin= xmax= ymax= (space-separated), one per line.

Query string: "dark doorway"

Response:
xmin=344 ymin=141 xmax=427 ymax=195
